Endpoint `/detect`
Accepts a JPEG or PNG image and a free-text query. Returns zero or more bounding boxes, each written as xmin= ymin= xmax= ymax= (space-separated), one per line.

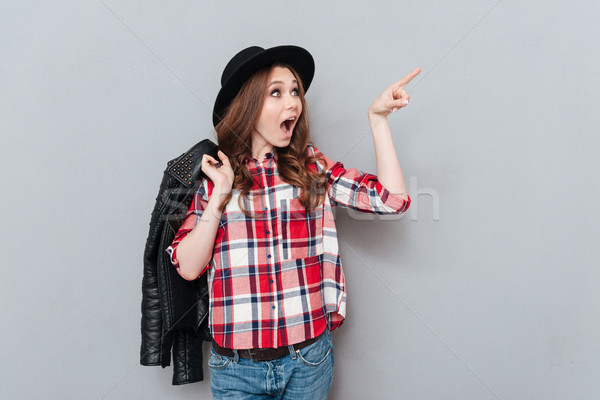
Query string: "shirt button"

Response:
xmin=267 ymin=254 xmax=271 ymax=258
xmin=270 ymin=279 xmax=274 ymax=283
xmin=266 ymin=230 xmax=270 ymax=234
xmin=272 ymin=306 xmax=276 ymax=309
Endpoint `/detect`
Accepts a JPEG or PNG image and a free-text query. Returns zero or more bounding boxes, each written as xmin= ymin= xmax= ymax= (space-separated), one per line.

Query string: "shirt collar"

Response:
xmin=244 ymin=151 xmax=277 ymax=164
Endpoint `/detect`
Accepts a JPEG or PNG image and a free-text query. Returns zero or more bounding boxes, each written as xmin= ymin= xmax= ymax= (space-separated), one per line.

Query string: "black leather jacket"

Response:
xmin=140 ymin=139 xmax=218 ymax=385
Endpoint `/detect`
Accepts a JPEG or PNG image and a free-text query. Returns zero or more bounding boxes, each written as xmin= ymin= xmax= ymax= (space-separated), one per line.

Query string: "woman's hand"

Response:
xmin=201 ymin=150 xmax=234 ymax=195
xmin=368 ymin=67 xmax=422 ymax=120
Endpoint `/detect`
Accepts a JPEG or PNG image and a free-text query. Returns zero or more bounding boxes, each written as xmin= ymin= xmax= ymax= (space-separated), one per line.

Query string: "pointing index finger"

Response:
xmin=397 ymin=67 xmax=422 ymax=87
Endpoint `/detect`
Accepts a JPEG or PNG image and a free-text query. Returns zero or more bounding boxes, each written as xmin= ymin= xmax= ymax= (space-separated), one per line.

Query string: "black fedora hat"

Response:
xmin=212 ymin=45 xmax=315 ymax=127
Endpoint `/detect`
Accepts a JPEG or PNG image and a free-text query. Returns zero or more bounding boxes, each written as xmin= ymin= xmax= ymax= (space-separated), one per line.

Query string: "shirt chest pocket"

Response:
xmin=277 ymin=197 xmax=324 ymax=261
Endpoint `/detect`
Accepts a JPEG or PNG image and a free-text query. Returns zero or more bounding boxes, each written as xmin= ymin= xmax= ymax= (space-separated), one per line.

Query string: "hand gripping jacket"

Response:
xmin=141 ymin=139 xmax=219 ymax=385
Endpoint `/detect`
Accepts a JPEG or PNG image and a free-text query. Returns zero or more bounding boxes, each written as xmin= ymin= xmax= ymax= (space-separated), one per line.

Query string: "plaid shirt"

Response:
xmin=166 ymin=144 xmax=410 ymax=349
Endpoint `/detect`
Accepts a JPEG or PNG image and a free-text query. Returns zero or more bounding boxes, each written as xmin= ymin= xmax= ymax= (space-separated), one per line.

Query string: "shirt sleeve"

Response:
xmin=308 ymin=144 xmax=410 ymax=215
xmin=165 ymin=177 xmax=213 ymax=277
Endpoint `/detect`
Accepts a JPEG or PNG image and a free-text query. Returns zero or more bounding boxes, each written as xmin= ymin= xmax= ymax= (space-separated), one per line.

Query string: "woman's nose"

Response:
xmin=285 ymin=95 xmax=299 ymax=110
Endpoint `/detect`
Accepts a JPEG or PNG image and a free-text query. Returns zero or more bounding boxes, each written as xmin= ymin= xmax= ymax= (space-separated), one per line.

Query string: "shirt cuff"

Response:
xmin=165 ymin=246 xmax=179 ymax=267
xmin=375 ymin=181 xmax=411 ymax=214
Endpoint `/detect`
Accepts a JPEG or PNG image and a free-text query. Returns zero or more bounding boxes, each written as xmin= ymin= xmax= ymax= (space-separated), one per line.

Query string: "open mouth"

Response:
xmin=280 ymin=117 xmax=296 ymax=136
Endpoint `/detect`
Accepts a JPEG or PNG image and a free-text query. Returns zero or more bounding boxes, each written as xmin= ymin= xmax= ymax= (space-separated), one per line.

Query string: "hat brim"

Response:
xmin=213 ymin=45 xmax=315 ymax=127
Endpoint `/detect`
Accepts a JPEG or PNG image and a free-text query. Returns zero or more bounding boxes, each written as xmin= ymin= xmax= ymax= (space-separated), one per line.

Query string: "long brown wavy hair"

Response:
xmin=214 ymin=62 xmax=328 ymax=217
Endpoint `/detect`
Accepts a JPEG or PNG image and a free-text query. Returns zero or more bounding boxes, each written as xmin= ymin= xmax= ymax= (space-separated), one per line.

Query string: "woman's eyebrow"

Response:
xmin=268 ymin=79 xmax=298 ymax=87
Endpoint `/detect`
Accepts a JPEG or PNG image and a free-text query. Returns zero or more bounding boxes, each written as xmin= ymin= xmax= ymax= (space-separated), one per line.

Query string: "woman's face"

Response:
xmin=252 ymin=66 xmax=302 ymax=158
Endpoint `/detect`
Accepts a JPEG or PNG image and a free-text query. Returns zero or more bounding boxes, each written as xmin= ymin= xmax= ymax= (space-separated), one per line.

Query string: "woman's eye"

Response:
xmin=270 ymin=88 xmax=299 ymax=97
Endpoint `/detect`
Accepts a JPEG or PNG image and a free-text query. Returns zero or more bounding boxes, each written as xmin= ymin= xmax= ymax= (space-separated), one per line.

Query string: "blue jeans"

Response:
xmin=209 ymin=327 xmax=334 ymax=399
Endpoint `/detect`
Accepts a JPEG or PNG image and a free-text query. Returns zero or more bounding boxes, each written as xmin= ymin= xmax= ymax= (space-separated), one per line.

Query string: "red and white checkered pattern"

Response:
xmin=166 ymin=144 xmax=410 ymax=349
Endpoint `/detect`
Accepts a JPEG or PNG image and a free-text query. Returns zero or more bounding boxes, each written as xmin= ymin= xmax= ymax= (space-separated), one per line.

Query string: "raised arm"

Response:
xmin=166 ymin=150 xmax=234 ymax=281
xmin=367 ymin=67 xmax=421 ymax=201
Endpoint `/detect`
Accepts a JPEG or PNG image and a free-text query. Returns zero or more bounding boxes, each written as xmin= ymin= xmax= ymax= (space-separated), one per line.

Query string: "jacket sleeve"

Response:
xmin=308 ymin=144 xmax=410 ymax=215
xmin=165 ymin=177 xmax=213 ymax=277
xmin=141 ymin=170 xmax=170 ymax=366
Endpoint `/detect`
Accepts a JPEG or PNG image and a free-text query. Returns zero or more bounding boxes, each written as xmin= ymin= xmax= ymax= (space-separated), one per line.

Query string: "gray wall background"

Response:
xmin=1 ymin=1 xmax=598 ymax=399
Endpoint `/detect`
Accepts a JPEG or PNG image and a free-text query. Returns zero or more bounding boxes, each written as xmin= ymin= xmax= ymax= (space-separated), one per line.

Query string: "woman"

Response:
xmin=166 ymin=45 xmax=419 ymax=399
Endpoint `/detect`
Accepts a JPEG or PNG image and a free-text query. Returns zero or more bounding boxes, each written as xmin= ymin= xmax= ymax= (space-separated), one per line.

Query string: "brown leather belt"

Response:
xmin=212 ymin=332 xmax=324 ymax=362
